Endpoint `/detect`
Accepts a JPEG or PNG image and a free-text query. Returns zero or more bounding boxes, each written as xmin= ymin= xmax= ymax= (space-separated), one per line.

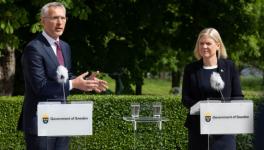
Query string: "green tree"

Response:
xmin=251 ymin=0 xmax=264 ymax=84
xmin=0 ymin=0 xmax=28 ymax=95
xmin=65 ymin=0 xmax=183 ymax=94
xmin=173 ymin=0 xmax=261 ymax=81
xmin=1 ymin=0 xmax=263 ymax=95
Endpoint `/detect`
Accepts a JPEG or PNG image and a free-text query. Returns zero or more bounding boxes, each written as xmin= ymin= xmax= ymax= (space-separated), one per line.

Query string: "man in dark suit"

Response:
xmin=17 ymin=2 xmax=107 ymax=150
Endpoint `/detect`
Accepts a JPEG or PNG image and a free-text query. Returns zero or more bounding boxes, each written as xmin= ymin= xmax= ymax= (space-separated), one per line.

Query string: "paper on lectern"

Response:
xmin=190 ymin=100 xmax=222 ymax=115
xmin=190 ymin=101 xmax=201 ymax=115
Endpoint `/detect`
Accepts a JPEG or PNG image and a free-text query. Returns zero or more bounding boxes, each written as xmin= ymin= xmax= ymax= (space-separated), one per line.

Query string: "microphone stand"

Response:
xmin=62 ymin=82 xmax=66 ymax=101
xmin=219 ymin=90 xmax=225 ymax=102
xmin=60 ymin=75 xmax=66 ymax=102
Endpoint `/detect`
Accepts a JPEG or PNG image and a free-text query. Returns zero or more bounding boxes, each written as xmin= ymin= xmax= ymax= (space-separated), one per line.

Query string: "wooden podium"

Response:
xmin=190 ymin=100 xmax=254 ymax=134
xmin=37 ymin=101 xmax=93 ymax=136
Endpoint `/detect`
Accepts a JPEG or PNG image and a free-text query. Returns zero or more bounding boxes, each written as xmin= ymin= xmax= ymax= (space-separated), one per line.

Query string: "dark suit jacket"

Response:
xmin=18 ymin=33 xmax=74 ymax=134
xmin=181 ymin=58 xmax=243 ymax=132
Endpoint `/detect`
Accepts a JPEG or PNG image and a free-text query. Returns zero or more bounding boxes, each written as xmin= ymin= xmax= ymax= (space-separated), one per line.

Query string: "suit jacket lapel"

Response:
xmin=38 ymin=34 xmax=59 ymax=66
xmin=217 ymin=59 xmax=226 ymax=83
xmin=195 ymin=60 xmax=205 ymax=99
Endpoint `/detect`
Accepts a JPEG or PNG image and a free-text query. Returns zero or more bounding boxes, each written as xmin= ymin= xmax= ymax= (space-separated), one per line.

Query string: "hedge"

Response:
xmin=0 ymin=95 xmax=262 ymax=150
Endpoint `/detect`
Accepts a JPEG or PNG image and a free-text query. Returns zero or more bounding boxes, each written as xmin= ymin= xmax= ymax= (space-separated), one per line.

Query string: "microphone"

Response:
xmin=57 ymin=65 xmax=68 ymax=83
xmin=56 ymin=65 xmax=68 ymax=101
xmin=210 ymin=72 xmax=225 ymax=101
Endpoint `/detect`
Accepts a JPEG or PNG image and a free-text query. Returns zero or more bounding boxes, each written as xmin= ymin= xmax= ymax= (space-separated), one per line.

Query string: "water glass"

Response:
xmin=153 ymin=102 xmax=162 ymax=118
xmin=131 ymin=103 xmax=140 ymax=118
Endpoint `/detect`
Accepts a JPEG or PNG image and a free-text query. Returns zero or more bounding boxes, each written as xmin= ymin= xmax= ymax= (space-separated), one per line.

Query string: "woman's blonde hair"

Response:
xmin=194 ymin=28 xmax=227 ymax=60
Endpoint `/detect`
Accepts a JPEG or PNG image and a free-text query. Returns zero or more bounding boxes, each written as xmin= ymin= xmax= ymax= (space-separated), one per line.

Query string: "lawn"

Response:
xmin=101 ymin=75 xmax=171 ymax=95
xmin=102 ymin=75 xmax=264 ymax=97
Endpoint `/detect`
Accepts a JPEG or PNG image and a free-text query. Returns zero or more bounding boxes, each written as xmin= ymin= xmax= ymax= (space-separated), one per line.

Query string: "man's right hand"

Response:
xmin=72 ymin=72 xmax=108 ymax=92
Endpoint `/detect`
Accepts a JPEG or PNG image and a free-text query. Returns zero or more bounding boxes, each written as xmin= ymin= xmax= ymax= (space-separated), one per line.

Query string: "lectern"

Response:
xmin=37 ymin=101 xmax=93 ymax=149
xmin=190 ymin=100 xmax=254 ymax=134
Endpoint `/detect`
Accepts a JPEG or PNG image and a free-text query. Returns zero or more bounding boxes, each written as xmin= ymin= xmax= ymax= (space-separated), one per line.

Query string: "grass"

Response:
xmin=101 ymin=75 xmax=263 ymax=97
xmin=142 ymin=78 xmax=172 ymax=95
xmin=241 ymin=76 xmax=264 ymax=91
xmin=241 ymin=76 xmax=264 ymax=98
xmin=101 ymin=75 xmax=171 ymax=95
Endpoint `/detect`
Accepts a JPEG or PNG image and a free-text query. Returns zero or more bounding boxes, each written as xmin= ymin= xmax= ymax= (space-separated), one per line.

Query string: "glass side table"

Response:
xmin=123 ymin=116 xmax=169 ymax=150
xmin=123 ymin=116 xmax=169 ymax=131
xmin=124 ymin=102 xmax=169 ymax=149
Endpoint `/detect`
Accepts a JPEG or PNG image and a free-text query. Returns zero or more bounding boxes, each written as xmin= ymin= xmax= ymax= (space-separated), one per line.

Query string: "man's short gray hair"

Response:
xmin=40 ymin=2 xmax=66 ymax=17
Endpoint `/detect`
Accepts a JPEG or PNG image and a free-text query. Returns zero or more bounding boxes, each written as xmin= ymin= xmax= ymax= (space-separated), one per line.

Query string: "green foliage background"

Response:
xmin=1 ymin=0 xmax=264 ymax=95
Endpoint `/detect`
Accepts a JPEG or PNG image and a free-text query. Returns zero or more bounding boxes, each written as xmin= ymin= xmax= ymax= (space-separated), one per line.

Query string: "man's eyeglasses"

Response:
xmin=43 ymin=16 xmax=67 ymax=22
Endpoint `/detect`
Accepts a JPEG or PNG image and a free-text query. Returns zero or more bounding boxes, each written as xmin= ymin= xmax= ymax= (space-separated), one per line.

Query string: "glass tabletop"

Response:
xmin=123 ymin=116 xmax=169 ymax=122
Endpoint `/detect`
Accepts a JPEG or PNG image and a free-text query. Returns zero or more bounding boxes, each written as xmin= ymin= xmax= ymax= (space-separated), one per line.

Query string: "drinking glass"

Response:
xmin=153 ymin=102 xmax=162 ymax=118
xmin=131 ymin=103 xmax=140 ymax=118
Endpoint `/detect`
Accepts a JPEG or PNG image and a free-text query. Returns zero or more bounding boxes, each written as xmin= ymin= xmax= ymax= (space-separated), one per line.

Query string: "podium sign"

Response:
xmin=37 ymin=101 xmax=93 ymax=136
xmin=200 ymin=100 xmax=253 ymax=134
